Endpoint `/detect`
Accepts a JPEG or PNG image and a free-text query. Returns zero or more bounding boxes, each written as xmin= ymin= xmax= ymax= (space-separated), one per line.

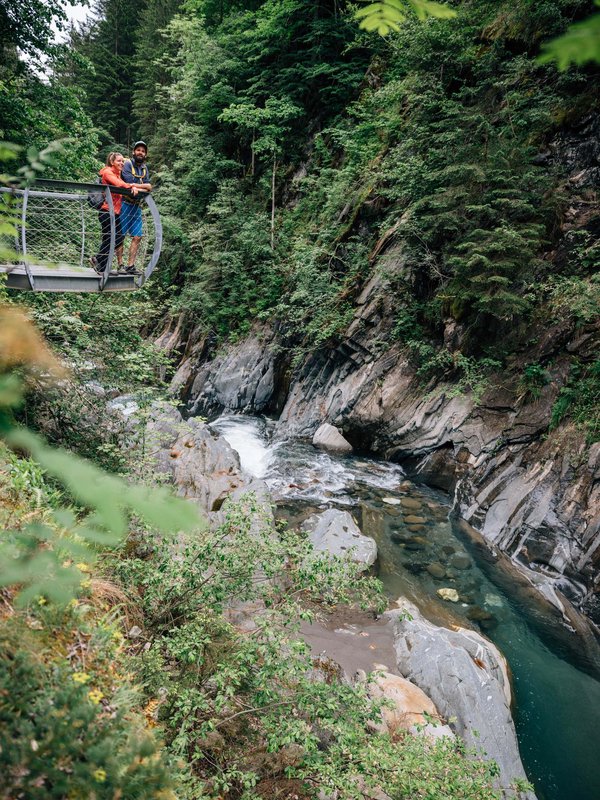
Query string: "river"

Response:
xmin=210 ymin=414 xmax=600 ymax=800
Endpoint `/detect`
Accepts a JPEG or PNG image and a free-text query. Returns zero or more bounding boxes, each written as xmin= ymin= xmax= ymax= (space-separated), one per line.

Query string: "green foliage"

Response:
xmin=518 ymin=363 xmax=549 ymax=402
xmin=172 ymin=179 xmax=282 ymax=336
xmin=0 ymin=608 xmax=174 ymax=799
xmin=550 ymin=359 xmax=600 ymax=442
xmin=543 ymin=274 xmax=600 ymax=325
xmin=406 ymin=340 xmax=501 ymax=402
xmin=356 ymin=0 xmax=457 ymax=37
xmin=0 ymin=426 xmax=203 ymax=606
xmin=63 ymin=0 xmax=140 ymax=147
xmin=132 ymin=0 xmax=184 ymax=143
xmin=539 ymin=1 xmax=600 ymax=69
xmin=0 ymin=0 xmax=68 ymax=57
xmin=0 ymin=10 xmax=99 ymax=177
xmin=19 ymin=290 xmax=172 ymax=467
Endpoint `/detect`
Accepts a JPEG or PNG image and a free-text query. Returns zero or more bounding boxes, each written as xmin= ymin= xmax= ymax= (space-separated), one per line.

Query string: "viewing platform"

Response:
xmin=0 ymin=179 xmax=162 ymax=292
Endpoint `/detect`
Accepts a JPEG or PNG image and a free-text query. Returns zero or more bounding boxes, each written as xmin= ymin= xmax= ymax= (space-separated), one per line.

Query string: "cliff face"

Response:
xmin=167 ymin=115 xmax=600 ymax=627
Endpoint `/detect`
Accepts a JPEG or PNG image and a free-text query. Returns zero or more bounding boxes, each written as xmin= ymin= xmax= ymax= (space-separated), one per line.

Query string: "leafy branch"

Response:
xmin=538 ymin=1 xmax=600 ymax=69
xmin=355 ymin=0 xmax=457 ymax=37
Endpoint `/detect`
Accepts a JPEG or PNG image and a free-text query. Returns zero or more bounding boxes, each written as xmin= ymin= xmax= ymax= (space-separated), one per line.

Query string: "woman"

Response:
xmin=91 ymin=152 xmax=143 ymax=275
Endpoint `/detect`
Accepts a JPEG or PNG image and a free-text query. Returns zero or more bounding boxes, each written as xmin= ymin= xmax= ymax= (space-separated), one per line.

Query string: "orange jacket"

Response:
xmin=98 ymin=166 xmax=134 ymax=214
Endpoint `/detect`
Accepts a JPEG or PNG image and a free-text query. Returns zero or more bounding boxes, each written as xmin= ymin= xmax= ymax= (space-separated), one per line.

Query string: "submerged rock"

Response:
xmin=450 ymin=553 xmax=471 ymax=570
xmin=400 ymin=497 xmax=422 ymax=510
xmin=302 ymin=509 xmax=377 ymax=569
xmin=404 ymin=514 xmax=427 ymax=525
xmin=466 ymin=606 xmax=494 ymax=623
xmin=437 ymin=588 xmax=459 ymax=602
xmin=426 ymin=563 xmax=446 ymax=579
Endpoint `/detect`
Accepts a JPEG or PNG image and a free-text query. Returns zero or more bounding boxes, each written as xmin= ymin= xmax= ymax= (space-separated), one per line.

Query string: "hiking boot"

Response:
xmin=124 ymin=264 xmax=138 ymax=275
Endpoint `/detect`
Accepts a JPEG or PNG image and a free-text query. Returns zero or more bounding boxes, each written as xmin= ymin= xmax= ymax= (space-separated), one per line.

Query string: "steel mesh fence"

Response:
xmin=0 ymin=185 xmax=155 ymax=275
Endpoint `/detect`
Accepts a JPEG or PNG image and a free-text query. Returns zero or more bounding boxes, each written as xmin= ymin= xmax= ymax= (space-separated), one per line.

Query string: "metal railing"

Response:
xmin=0 ymin=179 xmax=162 ymax=292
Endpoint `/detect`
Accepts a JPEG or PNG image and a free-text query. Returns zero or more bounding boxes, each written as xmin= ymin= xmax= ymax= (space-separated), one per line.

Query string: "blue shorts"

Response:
xmin=120 ymin=201 xmax=143 ymax=237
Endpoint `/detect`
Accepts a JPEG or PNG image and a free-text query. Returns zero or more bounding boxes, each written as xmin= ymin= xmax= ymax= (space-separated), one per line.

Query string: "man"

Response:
xmin=120 ymin=140 xmax=152 ymax=274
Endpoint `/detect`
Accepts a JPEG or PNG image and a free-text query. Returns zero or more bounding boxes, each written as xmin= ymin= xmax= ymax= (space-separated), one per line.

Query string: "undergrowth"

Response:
xmin=0 ymin=444 xmax=518 ymax=800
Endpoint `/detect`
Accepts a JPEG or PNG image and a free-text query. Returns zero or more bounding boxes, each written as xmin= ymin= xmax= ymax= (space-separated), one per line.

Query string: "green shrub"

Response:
xmin=518 ymin=363 xmax=550 ymax=402
xmin=550 ymin=359 xmax=600 ymax=442
xmin=109 ymin=496 xmax=508 ymax=800
xmin=0 ymin=615 xmax=173 ymax=800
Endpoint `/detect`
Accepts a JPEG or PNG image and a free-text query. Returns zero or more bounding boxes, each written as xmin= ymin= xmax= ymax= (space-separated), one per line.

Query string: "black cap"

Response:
xmin=132 ymin=140 xmax=148 ymax=152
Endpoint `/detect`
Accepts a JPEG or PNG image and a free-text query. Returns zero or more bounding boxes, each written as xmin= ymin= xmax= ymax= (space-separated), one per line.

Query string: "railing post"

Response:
xmin=139 ymin=194 xmax=162 ymax=286
xmin=100 ymin=186 xmax=116 ymax=290
xmin=79 ymin=199 xmax=86 ymax=268
xmin=20 ymin=187 xmax=35 ymax=291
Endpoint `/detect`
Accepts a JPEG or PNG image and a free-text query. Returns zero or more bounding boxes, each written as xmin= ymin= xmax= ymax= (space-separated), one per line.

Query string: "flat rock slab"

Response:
xmin=400 ymin=497 xmax=422 ymax=510
xmin=404 ymin=514 xmax=427 ymax=525
xmin=303 ymin=509 xmax=377 ymax=569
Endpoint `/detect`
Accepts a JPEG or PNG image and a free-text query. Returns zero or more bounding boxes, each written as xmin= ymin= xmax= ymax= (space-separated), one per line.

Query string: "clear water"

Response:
xmin=210 ymin=414 xmax=600 ymax=800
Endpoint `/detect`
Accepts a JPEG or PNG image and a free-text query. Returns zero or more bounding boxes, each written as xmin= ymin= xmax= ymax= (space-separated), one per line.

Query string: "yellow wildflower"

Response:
xmin=72 ymin=672 xmax=91 ymax=684
xmin=93 ymin=768 xmax=107 ymax=783
xmin=75 ymin=562 xmax=91 ymax=573
xmin=88 ymin=689 xmax=104 ymax=705
xmin=37 ymin=596 xmax=47 ymax=606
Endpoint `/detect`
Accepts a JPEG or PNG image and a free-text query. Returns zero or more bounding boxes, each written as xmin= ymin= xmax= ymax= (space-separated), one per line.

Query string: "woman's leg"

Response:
xmin=95 ymin=210 xmax=112 ymax=270
xmin=114 ymin=214 xmax=124 ymax=270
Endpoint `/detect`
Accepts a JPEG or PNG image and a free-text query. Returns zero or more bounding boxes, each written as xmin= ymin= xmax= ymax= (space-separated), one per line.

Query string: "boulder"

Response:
xmin=389 ymin=601 xmax=535 ymax=797
xmin=404 ymin=515 xmax=427 ymax=525
xmin=358 ymin=667 xmax=454 ymax=740
xmin=426 ymin=563 xmax=446 ymax=579
xmin=400 ymin=497 xmax=422 ymax=510
xmin=312 ymin=423 xmax=353 ymax=455
xmin=303 ymin=509 xmax=377 ymax=569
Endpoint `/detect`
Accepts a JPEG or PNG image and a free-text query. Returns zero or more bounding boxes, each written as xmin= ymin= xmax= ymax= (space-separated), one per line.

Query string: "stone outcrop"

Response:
xmin=389 ymin=601 xmax=535 ymax=798
xmin=302 ymin=509 xmax=377 ymax=569
xmin=171 ymin=326 xmax=280 ymax=418
xmin=146 ymin=402 xmax=269 ymax=520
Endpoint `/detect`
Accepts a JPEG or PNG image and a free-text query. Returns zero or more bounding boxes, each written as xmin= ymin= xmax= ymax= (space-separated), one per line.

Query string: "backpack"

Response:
xmin=87 ymin=176 xmax=105 ymax=210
